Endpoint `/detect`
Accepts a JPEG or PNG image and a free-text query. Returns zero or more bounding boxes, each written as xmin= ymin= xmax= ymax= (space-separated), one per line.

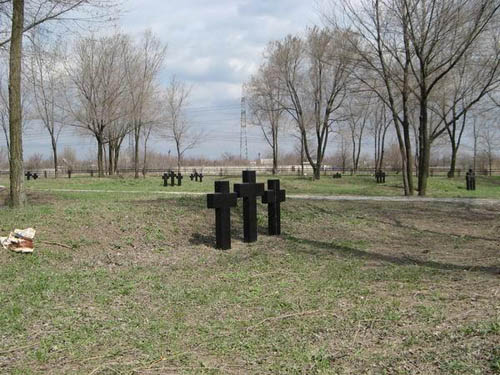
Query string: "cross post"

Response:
xmin=207 ymin=181 xmax=238 ymax=250
xmin=234 ymin=170 xmax=264 ymax=243
xmin=262 ymin=179 xmax=286 ymax=235
xmin=176 ymin=173 xmax=183 ymax=186
xmin=170 ymin=171 xmax=176 ymax=186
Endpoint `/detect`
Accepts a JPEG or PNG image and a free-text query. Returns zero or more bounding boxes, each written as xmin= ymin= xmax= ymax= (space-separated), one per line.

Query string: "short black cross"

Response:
xmin=25 ymin=171 xmax=32 ymax=180
xmin=207 ymin=181 xmax=238 ymax=250
xmin=169 ymin=171 xmax=176 ymax=186
xmin=33 ymin=173 xmax=39 ymax=180
xmin=176 ymin=172 xmax=183 ymax=186
xmin=466 ymin=169 xmax=476 ymax=191
xmin=262 ymin=179 xmax=286 ymax=235
xmin=199 ymin=173 xmax=203 ymax=183
xmin=68 ymin=169 xmax=72 ymax=179
xmin=162 ymin=173 xmax=169 ymax=187
xmin=234 ymin=170 xmax=264 ymax=243
xmin=194 ymin=172 xmax=199 ymax=182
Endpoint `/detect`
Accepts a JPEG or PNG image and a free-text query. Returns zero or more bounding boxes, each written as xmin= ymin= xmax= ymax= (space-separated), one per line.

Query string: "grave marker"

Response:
xmin=169 ymin=171 xmax=176 ymax=186
xmin=207 ymin=181 xmax=238 ymax=250
xmin=234 ymin=170 xmax=264 ymax=243
xmin=262 ymin=179 xmax=286 ymax=235
xmin=466 ymin=169 xmax=476 ymax=191
xmin=375 ymin=170 xmax=386 ymax=183
xmin=162 ymin=173 xmax=169 ymax=187
xmin=176 ymin=172 xmax=183 ymax=186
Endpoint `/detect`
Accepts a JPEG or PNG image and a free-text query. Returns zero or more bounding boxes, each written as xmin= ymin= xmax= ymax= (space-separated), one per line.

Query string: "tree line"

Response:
xmin=1 ymin=0 xmax=200 ymax=207
xmin=246 ymin=0 xmax=500 ymax=195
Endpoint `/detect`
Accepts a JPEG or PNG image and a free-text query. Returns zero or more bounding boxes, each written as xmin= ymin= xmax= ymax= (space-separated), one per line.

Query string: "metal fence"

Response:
xmin=1 ymin=165 xmax=499 ymax=178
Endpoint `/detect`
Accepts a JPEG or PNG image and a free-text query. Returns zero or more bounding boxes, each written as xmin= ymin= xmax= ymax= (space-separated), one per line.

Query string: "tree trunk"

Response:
xmin=134 ymin=122 xmax=140 ymax=179
xmin=114 ymin=144 xmax=120 ymax=174
xmin=8 ymin=0 xmax=25 ymax=208
xmin=51 ymin=135 xmax=58 ymax=178
xmin=142 ymin=140 xmax=148 ymax=177
xmin=300 ymin=136 xmax=304 ymax=176
xmin=97 ymin=137 xmax=104 ymax=177
xmin=108 ymin=143 xmax=114 ymax=176
xmin=448 ymin=143 xmax=458 ymax=178
xmin=417 ymin=95 xmax=430 ymax=196
xmin=402 ymin=124 xmax=414 ymax=195
xmin=272 ymin=135 xmax=278 ymax=175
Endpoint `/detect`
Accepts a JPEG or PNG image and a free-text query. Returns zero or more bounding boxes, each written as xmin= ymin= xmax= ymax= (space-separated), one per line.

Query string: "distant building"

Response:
xmin=259 ymin=159 xmax=273 ymax=166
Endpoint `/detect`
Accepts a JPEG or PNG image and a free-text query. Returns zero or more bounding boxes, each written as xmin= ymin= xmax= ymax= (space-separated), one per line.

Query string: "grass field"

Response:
xmin=0 ymin=179 xmax=499 ymax=374
xmin=1 ymin=173 xmax=499 ymax=198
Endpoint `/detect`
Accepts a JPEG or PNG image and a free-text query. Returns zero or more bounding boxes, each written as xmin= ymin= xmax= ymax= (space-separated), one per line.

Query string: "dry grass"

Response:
xmin=0 ymin=188 xmax=499 ymax=374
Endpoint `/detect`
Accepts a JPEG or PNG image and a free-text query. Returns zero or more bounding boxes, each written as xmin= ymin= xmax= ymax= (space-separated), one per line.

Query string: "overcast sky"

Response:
xmin=21 ymin=0 xmax=322 ymax=162
xmin=119 ymin=0 xmax=321 ymax=159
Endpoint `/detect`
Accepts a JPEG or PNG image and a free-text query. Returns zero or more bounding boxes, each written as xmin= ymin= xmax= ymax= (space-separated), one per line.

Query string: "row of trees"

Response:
xmin=247 ymin=0 xmax=500 ymax=195
xmin=1 ymin=0 xmax=203 ymax=207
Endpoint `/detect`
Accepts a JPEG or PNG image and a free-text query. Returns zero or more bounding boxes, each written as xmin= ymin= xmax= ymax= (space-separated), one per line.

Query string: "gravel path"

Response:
xmin=29 ymin=188 xmax=500 ymax=206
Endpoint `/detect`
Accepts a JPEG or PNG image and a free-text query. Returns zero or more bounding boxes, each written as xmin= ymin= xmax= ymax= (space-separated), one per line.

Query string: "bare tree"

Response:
xmin=247 ymin=58 xmax=286 ymax=175
xmin=162 ymin=77 xmax=202 ymax=172
xmin=272 ymin=27 xmax=353 ymax=180
xmin=344 ymin=92 xmax=373 ymax=173
xmin=2 ymin=0 xmax=120 ymax=206
xmin=66 ymin=33 xmax=130 ymax=177
xmin=8 ymin=0 xmax=25 ymax=207
xmin=0 ymin=71 xmax=10 ymax=152
xmin=371 ymin=103 xmax=392 ymax=171
xmin=328 ymin=0 xmax=500 ymax=195
xmin=27 ymin=39 xmax=67 ymax=177
xmin=124 ymin=30 xmax=167 ymax=179
xmin=429 ymin=34 xmax=500 ymax=177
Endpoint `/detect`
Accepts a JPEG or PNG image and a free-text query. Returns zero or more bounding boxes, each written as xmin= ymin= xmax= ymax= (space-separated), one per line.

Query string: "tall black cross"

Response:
xmin=234 ymin=170 xmax=264 ymax=243
xmin=207 ymin=181 xmax=238 ymax=250
xmin=169 ymin=171 xmax=176 ymax=186
xmin=176 ymin=173 xmax=183 ymax=186
xmin=162 ymin=173 xmax=169 ymax=186
xmin=25 ymin=171 xmax=32 ymax=181
xmin=262 ymin=179 xmax=286 ymax=235
xmin=194 ymin=172 xmax=199 ymax=182
xmin=199 ymin=173 xmax=204 ymax=183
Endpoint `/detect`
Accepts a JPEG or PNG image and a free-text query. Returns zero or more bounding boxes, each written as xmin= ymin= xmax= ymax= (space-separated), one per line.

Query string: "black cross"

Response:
xmin=207 ymin=181 xmax=238 ymax=250
xmin=162 ymin=173 xmax=169 ymax=187
xmin=25 ymin=171 xmax=32 ymax=180
xmin=33 ymin=173 xmax=39 ymax=180
xmin=199 ymin=173 xmax=204 ymax=183
xmin=234 ymin=170 xmax=264 ymax=243
xmin=194 ymin=172 xmax=199 ymax=182
xmin=466 ymin=169 xmax=476 ymax=191
xmin=169 ymin=171 xmax=176 ymax=186
xmin=190 ymin=173 xmax=194 ymax=181
xmin=176 ymin=173 xmax=183 ymax=186
xmin=262 ymin=179 xmax=286 ymax=235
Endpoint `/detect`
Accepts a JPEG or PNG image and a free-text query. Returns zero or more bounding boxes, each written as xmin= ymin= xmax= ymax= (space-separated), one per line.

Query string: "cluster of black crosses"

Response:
xmin=466 ymin=169 xmax=476 ymax=191
xmin=375 ymin=170 xmax=386 ymax=183
xmin=207 ymin=170 xmax=286 ymax=250
xmin=162 ymin=171 xmax=204 ymax=187
xmin=25 ymin=171 xmax=39 ymax=180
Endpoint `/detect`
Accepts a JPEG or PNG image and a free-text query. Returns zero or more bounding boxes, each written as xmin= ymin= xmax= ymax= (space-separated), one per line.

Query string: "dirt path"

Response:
xmin=28 ymin=188 xmax=500 ymax=206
